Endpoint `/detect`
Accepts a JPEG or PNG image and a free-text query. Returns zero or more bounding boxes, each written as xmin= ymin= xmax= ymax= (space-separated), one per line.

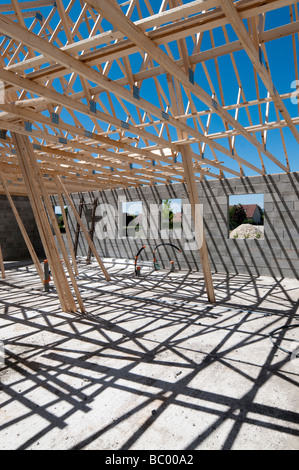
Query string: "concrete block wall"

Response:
xmin=52 ymin=172 xmax=299 ymax=279
xmin=0 ymin=195 xmax=44 ymax=261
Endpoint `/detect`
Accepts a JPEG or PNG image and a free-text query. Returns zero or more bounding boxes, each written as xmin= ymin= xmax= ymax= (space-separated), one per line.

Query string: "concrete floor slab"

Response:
xmin=0 ymin=259 xmax=299 ymax=450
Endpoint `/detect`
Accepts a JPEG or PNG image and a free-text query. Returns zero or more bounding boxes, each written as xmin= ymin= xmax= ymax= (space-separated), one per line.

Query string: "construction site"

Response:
xmin=0 ymin=0 xmax=298 ymax=451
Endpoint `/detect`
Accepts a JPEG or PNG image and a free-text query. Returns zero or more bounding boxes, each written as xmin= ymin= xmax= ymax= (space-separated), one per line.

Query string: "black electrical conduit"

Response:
xmin=134 ymin=245 xmax=146 ymax=275
xmin=268 ymin=324 xmax=299 ymax=356
xmin=134 ymin=243 xmax=182 ymax=275
xmin=153 ymin=243 xmax=182 ymax=270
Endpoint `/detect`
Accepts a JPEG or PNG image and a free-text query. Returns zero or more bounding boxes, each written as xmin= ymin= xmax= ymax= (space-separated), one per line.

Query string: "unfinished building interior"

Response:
xmin=0 ymin=0 xmax=298 ymax=451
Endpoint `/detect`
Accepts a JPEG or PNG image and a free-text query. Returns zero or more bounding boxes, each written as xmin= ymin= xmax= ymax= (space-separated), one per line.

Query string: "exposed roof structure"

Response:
xmin=0 ymin=0 xmax=298 ymax=197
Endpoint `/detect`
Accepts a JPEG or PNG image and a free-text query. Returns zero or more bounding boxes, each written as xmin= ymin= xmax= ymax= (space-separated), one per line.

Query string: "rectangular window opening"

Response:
xmin=228 ymin=194 xmax=264 ymax=240
xmin=54 ymin=205 xmax=68 ymax=233
xmin=161 ymin=198 xmax=182 ymax=231
xmin=122 ymin=201 xmax=143 ymax=237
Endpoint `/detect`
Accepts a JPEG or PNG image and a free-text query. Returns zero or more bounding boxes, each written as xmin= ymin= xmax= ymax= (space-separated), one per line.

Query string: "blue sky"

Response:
xmin=123 ymin=198 xmax=182 ymax=215
xmin=1 ymin=0 xmax=298 ymax=179
xmin=54 ymin=205 xmax=67 ymax=215
xmin=229 ymin=193 xmax=264 ymax=209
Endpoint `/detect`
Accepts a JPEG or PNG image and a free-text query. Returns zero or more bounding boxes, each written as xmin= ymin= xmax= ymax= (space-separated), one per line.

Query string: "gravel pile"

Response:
xmin=230 ymin=223 xmax=264 ymax=239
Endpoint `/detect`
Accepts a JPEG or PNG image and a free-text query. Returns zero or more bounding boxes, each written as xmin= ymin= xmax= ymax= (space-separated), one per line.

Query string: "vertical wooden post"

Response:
xmin=180 ymin=145 xmax=215 ymax=303
xmin=21 ymin=139 xmax=85 ymax=313
xmin=0 ymin=245 xmax=5 ymax=279
xmin=56 ymin=176 xmax=111 ymax=282
xmin=165 ymin=67 xmax=215 ymax=302
xmin=86 ymin=198 xmax=98 ymax=265
xmin=74 ymin=195 xmax=83 ymax=258
xmin=37 ymin=189 xmax=86 ymax=313
xmin=12 ymin=132 xmax=77 ymax=313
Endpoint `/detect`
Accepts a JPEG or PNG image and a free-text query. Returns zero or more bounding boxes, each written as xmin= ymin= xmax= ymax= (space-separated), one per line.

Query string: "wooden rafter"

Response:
xmin=0 ymin=0 xmax=296 ymax=189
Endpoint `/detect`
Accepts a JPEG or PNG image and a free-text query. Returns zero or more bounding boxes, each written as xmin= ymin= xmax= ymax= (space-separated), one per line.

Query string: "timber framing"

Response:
xmin=0 ymin=0 xmax=298 ymax=308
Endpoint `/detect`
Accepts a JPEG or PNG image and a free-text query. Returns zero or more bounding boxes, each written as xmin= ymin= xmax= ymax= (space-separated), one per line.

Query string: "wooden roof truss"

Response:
xmin=0 ymin=0 xmax=298 ymax=196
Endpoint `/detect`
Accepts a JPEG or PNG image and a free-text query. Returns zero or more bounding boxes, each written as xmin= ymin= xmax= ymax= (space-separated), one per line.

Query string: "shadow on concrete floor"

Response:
xmin=0 ymin=260 xmax=298 ymax=450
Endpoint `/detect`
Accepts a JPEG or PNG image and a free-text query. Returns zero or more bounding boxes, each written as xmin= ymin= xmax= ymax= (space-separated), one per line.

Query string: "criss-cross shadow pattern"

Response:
xmin=0 ymin=260 xmax=299 ymax=450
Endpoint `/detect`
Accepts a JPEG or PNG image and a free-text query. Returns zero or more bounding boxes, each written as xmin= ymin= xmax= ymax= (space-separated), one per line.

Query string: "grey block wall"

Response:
xmin=51 ymin=172 xmax=299 ymax=279
xmin=0 ymin=195 xmax=44 ymax=261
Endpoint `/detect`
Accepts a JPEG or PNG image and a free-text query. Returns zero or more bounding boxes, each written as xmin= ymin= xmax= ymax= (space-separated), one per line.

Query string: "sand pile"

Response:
xmin=230 ymin=223 xmax=264 ymax=239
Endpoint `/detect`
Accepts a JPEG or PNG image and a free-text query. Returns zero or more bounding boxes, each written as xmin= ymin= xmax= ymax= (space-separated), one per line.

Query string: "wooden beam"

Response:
xmin=162 ymin=48 xmax=216 ymax=301
xmin=180 ymin=145 xmax=215 ymax=303
xmin=24 ymin=149 xmax=87 ymax=313
xmin=0 ymin=102 xmax=180 ymax=168
xmin=0 ymin=0 xmax=296 ymax=188
xmin=0 ymin=67 xmax=179 ymax=156
xmin=6 ymin=1 xmax=299 ymax=76
xmin=0 ymin=102 xmax=240 ymax=178
xmin=12 ymin=132 xmax=78 ymax=313
xmin=55 ymin=175 xmax=111 ymax=282
xmin=83 ymin=0 xmax=282 ymax=166
xmin=0 ymin=14 xmax=269 ymax=167
xmin=55 ymin=188 xmax=79 ymax=276
xmin=0 ymin=1 xmax=55 ymax=13
xmin=220 ymin=0 xmax=299 ymax=148
xmin=0 ymin=75 xmax=260 ymax=178
xmin=4 ymin=0 xmax=219 ymax=73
